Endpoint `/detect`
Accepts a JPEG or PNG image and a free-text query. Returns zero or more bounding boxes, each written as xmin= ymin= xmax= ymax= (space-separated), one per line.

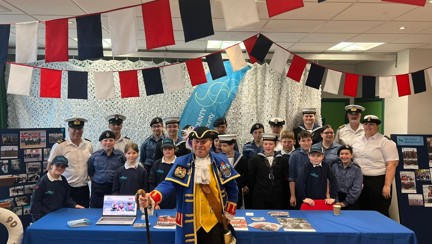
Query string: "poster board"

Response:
xmin=391 ymin=134 xmax=432 ymax=244
xmin=0 ymin=127 xmax=65 ymax=242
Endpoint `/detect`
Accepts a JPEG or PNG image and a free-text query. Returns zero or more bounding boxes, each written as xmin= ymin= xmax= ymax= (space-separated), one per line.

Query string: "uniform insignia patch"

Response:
xmin=220 ymin=162 xmax=232 ymax=178
xmin=174 ymin=166 xmax=187 ymax=179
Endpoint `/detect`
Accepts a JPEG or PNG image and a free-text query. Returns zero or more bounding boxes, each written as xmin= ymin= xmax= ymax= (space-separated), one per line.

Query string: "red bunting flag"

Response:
xmin=343 ymin=73 xmax=359 ymax=97
xmin=142 ymin=0 xmax=175 ymax=50
xmin=265 ymin=0 xmax=304 ymax=18
xmin=119 ymin=70 xmax=140 ymax=98
xmin=40 ymin=69 xmax=62 ymax=98
xmin=382 ymin=0 xmax=426 ymax=7
xmin=45 ymin=19 xmax=68 ymax=62
xmin=186 ymin=58 xmax=207 ymax=86
xmin=287 ymin=55 xmax=307 ymax=82
xmin=243 ymin=35 xmax=258 ymax=64
xmin=396 ymin=74 xmax=411 ymax=97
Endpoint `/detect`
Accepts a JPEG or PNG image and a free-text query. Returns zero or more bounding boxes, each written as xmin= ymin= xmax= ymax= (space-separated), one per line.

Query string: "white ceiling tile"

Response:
xmin=73 ymin=0 xmax=141 ymax=14
xmin=333 ymin=3 xmax=416 ymax=21
xmin=315 ymin=21 xmax=384 ymax=33
xmin=366 ymin=21 xmax=432 ymax=34
xmin=347 ymin=33 xmax=409 ymax=43
xmin=5 ymin=0 xmax=84 ymax=15
xmin=263 ymin=33 xmax=309 ymax=43
xmin=390 ymin=34 xmax=432 ymax=44
xmin=289 ymin=43 xmax=337 ymax=53
xmin=300 ymin=33 xmax=356 ymax=43
xmin=368 ymin=43 xmax=425 ymax=52
xmin=271 ymin=2 xmax=353 ymax=20
xmin=264 ymin=20 xmax=325 ymax=32
xmin=395 ymin=5 xmax=432 ymax=22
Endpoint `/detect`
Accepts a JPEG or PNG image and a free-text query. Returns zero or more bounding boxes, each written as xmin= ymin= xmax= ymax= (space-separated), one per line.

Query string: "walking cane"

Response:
xmin=136 ymin=189 xmax=152 ymax=244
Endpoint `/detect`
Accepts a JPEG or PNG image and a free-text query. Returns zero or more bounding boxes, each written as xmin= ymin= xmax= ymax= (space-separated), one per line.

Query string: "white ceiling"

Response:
xmin=1 ymin=0 xmax=432 ymax=64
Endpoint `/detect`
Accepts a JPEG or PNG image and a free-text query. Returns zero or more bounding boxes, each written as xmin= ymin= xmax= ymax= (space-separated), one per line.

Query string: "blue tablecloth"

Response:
xmin=24 ymin=209 xmax=417 ymax=244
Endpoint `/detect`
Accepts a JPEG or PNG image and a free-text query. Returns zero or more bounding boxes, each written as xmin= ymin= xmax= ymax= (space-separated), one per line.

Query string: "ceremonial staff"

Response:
xmin=136 ymin=189 xmax=152 ymax=244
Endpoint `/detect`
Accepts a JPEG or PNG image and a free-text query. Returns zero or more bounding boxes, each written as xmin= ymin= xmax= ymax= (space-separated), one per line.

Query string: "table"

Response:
xmin=24 ymin=209 xmax=417 ymax=244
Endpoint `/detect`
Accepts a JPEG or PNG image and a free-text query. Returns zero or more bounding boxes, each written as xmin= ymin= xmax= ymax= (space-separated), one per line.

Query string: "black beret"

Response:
xmin=337 ymin=144 xmax=353 ymax=156
xmin=99 ymin=130 xmax=116 ymax=141
xmin=189 ymin=126 xmax=218 ymax=140
xmin=250 ymin=123 xmax=264 ymax=134
xmin=150 ymin=117 xmax=163 ymax=126
xmin=213 ymin=117 xmax=227 ymax=127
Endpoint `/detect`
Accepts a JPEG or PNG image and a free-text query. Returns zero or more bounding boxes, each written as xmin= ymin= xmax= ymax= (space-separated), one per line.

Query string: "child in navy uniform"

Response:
xmin=30 ymin=156 xmax=84 ymax=222
xmin=298 ymin=145 xmax=338 ymax=207
xmin=112 ymin=142 xmax=148 ymax=195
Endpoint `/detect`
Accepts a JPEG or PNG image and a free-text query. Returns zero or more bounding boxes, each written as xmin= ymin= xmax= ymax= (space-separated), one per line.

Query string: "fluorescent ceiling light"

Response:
xmin=207 ymin=40 xmax=246 ymax=50
xmin=328 ymin=42 xmax=384 ymax=51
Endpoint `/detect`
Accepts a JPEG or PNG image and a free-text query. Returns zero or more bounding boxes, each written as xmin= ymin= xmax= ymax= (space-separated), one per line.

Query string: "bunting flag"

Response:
xmin=76 ymin=14 xmax=103 ymax=60
xmin=142 ymin=0 xmax=175 ymax=50
xmin=287 ymin=55 xmax=308 ymax=82
xmin=16 ymin=21 xmax=38 ymax=63
xmin=94 ymin=71 xmax=115 ymax=99
xmin=220 ymin=0 xmax=259 ymax=30
xmin=179 ymin=0 xmax=214 ymax=42
xmin=305 ymin=63 xmax=325 ymax=89
xmin=225 ymin=45 xmax=247 ymax=71
xmin=379 ymin=76 xmax=393 ymax=98
xmin=163 ymin=64 xmax=185 ymax=92
xmin=265 ymin=0 xmax=304 ymax=18
xmin=269 ymin=46 xmax=290 ymax=74
xmin=410 ymin=70 xmax=427 ymax=94
xmin=206 ymin=52 xmax=226 ymax=80
xmin=119 ymin=70 xmax=140 ymax=98
xmin=186 ymin=58 xmax=207 ymax=86
xmin=250 ymin=35 xmax=273 ymax=63
xmin=142 ymin=68 xmax=164 ymax=96
xmin=67 ymin=71 xmax=88 ymax=99
xmin=396 ymin=74 xmax=411 ymax=97
xmin=40 ymin=69 xmax=61 ymax=98
xmin=343 ymin=73 xmax=359 ymax=97
xmin=243 ymin=35 xmax=258 ymax=64
xmin=362 ymin=76 xmax=376 ymax=98
xmin=45 ymin=19 xmax=68 ymax=62
xmin=323 ymin=69 xmax=342 ymax=94
xmin=107 ymin=7 xmax=138 ymax=56
xmin=425 ymin=67 xmax=432 ymax=88
xmin=382 ymin=0 xmax=426 ymax=7
xmin=7 ymin=64 xmax=33 ymax=95
xmin=0 ymin=25 xmax=10 ymax=64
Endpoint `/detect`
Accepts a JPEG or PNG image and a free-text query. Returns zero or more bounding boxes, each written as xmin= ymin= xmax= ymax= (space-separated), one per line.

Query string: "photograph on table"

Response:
xmin=248 ymin=222 xmax=281 ymax=232
xmin=423 ymin=185 xmax=432 ymax=207
xmin=27 ymin=173 xmax=40 ymax=183
xmin=402 ymin=147 xmax=418 ymax=169
xmin=1 ymin=160 xmax=8 ymax=173
xmin=400 ymin=171 xmax=416 ymax=193
xmin=43 ymin=148 xmax=51 ymax=160
xmin=276 ymin=217 xmax=316 ymax=232
xmin=1 ymin=133 xmax=18 ymax=145
xmin=154 ymin=215 xmax=176 ymax=229
xmin=19 ymin=130 xmax=47 ymax=148
xmin=10 ymin=159 xmax=21 ymax=173
xmin=15 ymin=195 xmax=30 ymax=206
xmin=26 ymin=162 xmax=41 ymax=174
xmin=24 ymin=149 xmax=42 ymax=162
xmin=415 ymin=169 xmax=431 ymax=181
xmin=1 ymin=146 xmax=18 ymax=159
xmin=408 ymin=194 xmax=423 ymax=206
xmin=427 ymin=137 xmax=432 ymax=167
xmin=49 ymin=132 xmax=63 ymax=144
xmin=230 ymin=217 xmax=248 ymax=231
xmin=24 ymin=184 xmax=36 ymax=194
xmin=9 ymin=185 xmax=24 ymax=196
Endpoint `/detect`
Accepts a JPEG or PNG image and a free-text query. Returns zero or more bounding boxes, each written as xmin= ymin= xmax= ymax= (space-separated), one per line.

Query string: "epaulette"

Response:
xmin=384 ymin=135 xmax=392 ymax=141
xmin=124 ymin=136 xmax=130 ymax=139
xmin=84 ymin=138 xmax=91 ymax=142
xmin=338 ymin=124 xmax=345 ymax=129
xmin=56 ymin=138 xmax=66 ymax=144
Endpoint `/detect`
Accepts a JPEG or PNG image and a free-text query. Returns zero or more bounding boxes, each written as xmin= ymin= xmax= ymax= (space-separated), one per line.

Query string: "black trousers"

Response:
xmin=360 ymin=175 xmax=391 ymax=216
xmin=197 ymin=223 xmax=224 ymax=244
xmin=90 ymin=182 xmax=113 ymax=208
xmin=69 ymin=185 xmax=90 ymax=208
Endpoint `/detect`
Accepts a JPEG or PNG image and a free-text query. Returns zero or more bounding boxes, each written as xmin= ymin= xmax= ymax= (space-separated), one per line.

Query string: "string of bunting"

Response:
xmin=6 ymin=33 xmax=432 ymax=99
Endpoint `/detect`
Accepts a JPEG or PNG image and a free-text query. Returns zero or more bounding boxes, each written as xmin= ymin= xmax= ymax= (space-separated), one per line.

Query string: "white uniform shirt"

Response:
xmin=352 ymin=133 xmax=398 ymax=176
xmin=48 ymin=139 xmax=93 ymax=187
xmin=94 ymin=136 xmax=132 ymax=153
xmin=335 ymin=123 xmax=364 ymax=146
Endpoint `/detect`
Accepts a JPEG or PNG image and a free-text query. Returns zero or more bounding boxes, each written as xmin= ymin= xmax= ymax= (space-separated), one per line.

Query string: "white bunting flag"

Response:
xmin=225 ymin=44 xmax=247 ymax=71
xmin=16 ymin=21 xmax=38 ymax=63
xmin=163 ymin=64 xmax=185 ymax=92
xmin=424 ymin=67 xmax=432 ymax=88
xmin=379 ymin=76 xmax=394 ymax=98
xmin=7 ymin=64 xmax=33 ymax=95
xmin=323 ymin=69 xmax=342 ymax=94
xmin=107 ymin=7 xmax=138 ymax=56
xmin=220 ymin=0 xmax=260 ymax=30
xmin=269 ymin=46 xmax=290 ymax=74
xmin=94 ymin=71 xmax=115 ymax=99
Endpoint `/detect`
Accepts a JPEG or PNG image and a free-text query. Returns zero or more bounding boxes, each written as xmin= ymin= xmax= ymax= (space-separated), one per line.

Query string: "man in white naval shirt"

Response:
xmin=94 ymin=114 xmax=132 ymax=153
xmin=47 ymin=117 xmax=93 ymax=208
xmin=335 ymin=104 xmax=365 ymax=146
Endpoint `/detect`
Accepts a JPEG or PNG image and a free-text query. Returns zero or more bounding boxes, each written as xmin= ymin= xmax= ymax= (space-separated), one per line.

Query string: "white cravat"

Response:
xmin=194 ymin=156 xmax=211 ymax=184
